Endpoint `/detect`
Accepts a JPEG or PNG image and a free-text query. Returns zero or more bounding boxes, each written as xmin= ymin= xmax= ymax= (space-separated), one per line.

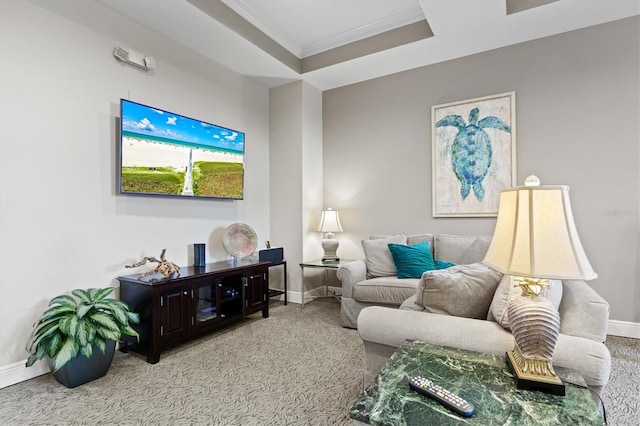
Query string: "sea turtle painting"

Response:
xmin=436 ymin=107 xmax=511 ymax=202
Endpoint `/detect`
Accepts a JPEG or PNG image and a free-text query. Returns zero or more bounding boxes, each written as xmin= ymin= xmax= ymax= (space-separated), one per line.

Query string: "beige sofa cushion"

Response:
xmin=434 ymin=234 xmax=492 ymax=264
xmin=489 ymin=275 xmax=563 ymax=329
xmin=416 ymin=263 xmax=503 ymax=319
xmin=352 ymin=277 xmax=421 ymax=305
xmin=406 ymin=233 xmax=434 ymax=249
xmin=362 ymin=234 xmax=407 ymax=278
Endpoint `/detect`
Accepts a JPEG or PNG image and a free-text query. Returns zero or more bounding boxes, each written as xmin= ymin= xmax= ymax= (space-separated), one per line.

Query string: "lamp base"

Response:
xmin=505 ymin=349 xmax=565 ymax=396
xmin=321 ymin=238 xmax=339 ymax=264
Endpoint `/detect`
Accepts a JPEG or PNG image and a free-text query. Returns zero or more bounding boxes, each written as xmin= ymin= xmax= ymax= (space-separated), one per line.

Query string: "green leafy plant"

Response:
xmin=26 ymin=287 xmax=140 ymax=371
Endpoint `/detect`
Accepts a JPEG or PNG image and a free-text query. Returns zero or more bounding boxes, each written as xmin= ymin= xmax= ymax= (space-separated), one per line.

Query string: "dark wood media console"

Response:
xmin=118 ymin=260 xmax=270 ymax=364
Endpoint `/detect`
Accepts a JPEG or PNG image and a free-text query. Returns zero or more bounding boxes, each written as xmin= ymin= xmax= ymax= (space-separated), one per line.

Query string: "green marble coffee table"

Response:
xmin=349 ymin=340 xmax=604 ymax=425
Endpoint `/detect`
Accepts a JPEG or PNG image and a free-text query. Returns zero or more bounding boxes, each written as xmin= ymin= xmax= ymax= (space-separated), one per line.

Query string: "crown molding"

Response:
xmin=222 ymin=0 xmax=426 ymax=58
xmin=221 ymin=0 xmax=302 ymax=56
xmin=301 ymin=7 xmax=426 ymax=58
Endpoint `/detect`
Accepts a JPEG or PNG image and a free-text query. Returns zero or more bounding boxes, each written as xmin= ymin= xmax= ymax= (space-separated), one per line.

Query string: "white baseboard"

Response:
xmin=607 ymin=320 xmax=640 ymax=338
xmin=272 ymin=287 xmax=333 ymax=305
xmin=0 ymin=359 xmax=49 ymax=389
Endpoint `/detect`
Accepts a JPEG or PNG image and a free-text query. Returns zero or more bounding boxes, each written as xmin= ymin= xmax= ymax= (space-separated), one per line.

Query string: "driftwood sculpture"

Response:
xmin=126 ymin=248 xmax=180 ymax=279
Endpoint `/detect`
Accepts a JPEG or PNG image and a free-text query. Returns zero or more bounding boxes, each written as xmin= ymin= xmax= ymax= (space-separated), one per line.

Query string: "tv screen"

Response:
xmin=119 ymin=99 xmax=245 ymax=200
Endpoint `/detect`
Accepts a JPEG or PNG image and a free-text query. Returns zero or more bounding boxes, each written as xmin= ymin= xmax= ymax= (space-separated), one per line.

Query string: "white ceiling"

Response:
xmin=96 ymin=0 xmax=639 ymax=91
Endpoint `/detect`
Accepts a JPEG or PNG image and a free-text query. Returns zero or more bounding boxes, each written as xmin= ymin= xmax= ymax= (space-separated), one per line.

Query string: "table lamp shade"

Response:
xmin=483 ymin=184 xmax=597 ymax=281
xmin=318 ymin=209 xmax=343 ymax=234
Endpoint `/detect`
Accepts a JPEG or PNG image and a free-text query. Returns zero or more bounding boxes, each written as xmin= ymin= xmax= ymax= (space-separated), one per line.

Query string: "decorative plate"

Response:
xmin=222 ymin=223 xmax=258 ymax=258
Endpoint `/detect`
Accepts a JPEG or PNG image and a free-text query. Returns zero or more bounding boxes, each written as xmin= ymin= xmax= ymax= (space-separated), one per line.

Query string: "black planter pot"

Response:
xmin=46 ymin=340 xmax=116 ymax=388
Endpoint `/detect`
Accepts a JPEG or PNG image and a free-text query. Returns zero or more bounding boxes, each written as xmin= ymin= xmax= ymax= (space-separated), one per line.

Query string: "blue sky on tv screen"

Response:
xmin=121 ymin=100 xmax=244 ymax=153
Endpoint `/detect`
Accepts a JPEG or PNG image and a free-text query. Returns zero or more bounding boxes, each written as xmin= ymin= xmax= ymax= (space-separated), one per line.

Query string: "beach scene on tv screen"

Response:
xmin=120 ymin=100 xmax=245 ymax=199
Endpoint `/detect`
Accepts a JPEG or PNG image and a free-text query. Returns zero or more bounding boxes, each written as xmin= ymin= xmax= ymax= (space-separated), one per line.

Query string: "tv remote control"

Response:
xmin=408 ymin=376 xmax=475 ymax=418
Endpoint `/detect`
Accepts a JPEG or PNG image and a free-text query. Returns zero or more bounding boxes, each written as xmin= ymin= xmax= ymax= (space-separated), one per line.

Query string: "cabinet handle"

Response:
xmin=183 ymin=291 xmax=188 ymax=295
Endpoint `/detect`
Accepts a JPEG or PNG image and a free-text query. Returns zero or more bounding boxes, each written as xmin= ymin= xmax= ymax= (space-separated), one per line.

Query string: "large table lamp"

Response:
xmin=318 ymin=208 xmax=343 ymax=263
xmin=483 ymin=175 xmax=597 ymax=395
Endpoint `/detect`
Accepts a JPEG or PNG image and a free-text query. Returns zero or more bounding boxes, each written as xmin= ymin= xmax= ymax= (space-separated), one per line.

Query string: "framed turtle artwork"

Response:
xmin=431 ymin=92 xmax=516 ymax=217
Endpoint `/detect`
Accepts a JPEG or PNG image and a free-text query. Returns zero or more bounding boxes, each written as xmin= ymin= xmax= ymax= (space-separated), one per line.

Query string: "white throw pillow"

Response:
xmin=361 ymin=234 xmax=407 ymax=278
xmin=489 ymin=275 xmax=563 ymax=329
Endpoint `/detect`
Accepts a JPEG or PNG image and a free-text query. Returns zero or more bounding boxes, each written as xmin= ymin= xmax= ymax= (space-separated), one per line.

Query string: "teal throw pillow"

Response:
xmin=435 ymin=259 xmax=457 ymax=269
xmin=388 ymin=241 xmax=436 ymax=279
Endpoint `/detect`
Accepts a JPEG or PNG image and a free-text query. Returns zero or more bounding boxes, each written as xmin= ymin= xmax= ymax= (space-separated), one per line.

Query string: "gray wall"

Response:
xmin=269 ymin=81 xmax=324 ymax=301
xmin=0 ymin=0 xmax=270 ymax=372
xmin=323 ymin=17 xmax=640 ymax=323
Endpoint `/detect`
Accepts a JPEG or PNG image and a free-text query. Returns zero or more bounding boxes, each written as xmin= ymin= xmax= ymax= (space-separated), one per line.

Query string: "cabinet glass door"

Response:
xmin=218 ymin=274 xmax=244 ymax=319
xmin=193 ymin=281 xmax=218 ymax=324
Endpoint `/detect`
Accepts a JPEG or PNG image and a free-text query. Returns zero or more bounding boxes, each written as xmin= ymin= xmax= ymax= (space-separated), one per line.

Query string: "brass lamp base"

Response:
xmin=506 ymin=348 xmax=565 ymax=396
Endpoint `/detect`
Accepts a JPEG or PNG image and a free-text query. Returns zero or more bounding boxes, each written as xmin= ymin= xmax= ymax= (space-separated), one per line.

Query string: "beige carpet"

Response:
xmin=0 ymin=298 xmax=638 ymax=425
xmin=1 ymin=298 xmax=362 ymax=425
xmin=602 ymin=335 xmax=640 ymax=425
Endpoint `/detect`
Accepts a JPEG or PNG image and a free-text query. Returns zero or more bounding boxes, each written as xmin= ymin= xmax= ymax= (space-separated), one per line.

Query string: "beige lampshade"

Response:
xmin=483 ymin=180 xmax=597 ymax=280
xmin=318 ymin=209 xmax=344 ymax=234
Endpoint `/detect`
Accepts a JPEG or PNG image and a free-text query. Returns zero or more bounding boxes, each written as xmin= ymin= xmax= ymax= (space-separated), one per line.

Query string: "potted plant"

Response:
xmin=26 ymin=287 xmax=140 ymax=388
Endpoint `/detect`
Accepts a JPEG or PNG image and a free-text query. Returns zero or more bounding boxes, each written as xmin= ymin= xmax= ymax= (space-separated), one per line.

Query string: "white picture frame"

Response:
xmin=432 ymin=92 xmax=516 ymax=217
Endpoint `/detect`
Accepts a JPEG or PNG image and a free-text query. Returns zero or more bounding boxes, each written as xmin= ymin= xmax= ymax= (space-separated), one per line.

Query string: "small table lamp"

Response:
xmin=483 ymin=175 xmax=597 ymax=395
xmin=318 ymin=208 xmax=343 ymax=263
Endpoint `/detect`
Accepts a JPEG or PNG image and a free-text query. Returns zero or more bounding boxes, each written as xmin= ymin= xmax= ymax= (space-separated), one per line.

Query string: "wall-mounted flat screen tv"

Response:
xmin=119 ymin=99 xmax=245 ymax=200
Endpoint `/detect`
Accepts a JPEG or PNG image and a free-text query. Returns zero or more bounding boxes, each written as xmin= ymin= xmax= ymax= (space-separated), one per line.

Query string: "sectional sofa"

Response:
xmin=336 ymin=233 xmax=612 ymax=396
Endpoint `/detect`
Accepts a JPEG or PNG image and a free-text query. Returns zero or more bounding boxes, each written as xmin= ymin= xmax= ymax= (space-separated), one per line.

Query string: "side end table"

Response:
xmin=349 ymin=340 xmax=604 ymax=425
xmin=299 ymin=259 xmax=355 ymax=308
xmin=266 ymin=260 xmax=287 ymax=305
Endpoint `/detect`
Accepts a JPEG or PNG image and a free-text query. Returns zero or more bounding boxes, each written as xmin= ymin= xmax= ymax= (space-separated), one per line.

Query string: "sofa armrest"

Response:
xmin=559 ymin=280 xmax=609 ymax=343
xmin=337 ymin=259 xmax=367 ymax=299
xmin=358 ymin=306 xmax=514 ymax=355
